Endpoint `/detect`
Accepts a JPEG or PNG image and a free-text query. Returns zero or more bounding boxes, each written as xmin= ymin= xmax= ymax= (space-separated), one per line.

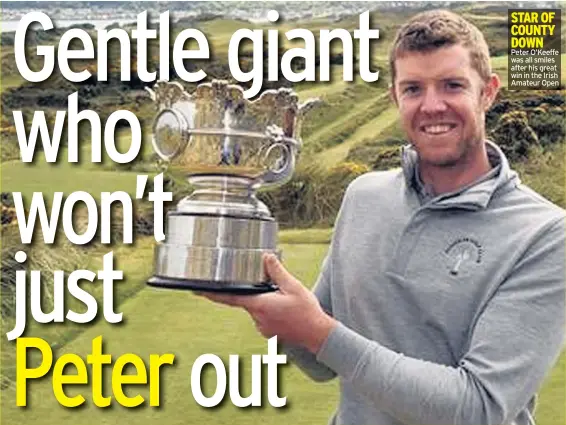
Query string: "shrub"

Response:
xmin=541 ymin=94 xmax=564 ymax=107
xmin=514 ymin=143 xmax=565 ymax=209
xmin=490 ymin=110 xmax=539 ymax=161
xmin=346 ymin=137 xmax=404 ymax=170
xmin=370 ymin=145 xmax=402 ymax=170
xmin=1 ymin=193 xmax=14 ymax=208
xmin=259 ymin=160 xmax=369 ymax=228
xmin=528 ymin=109 xmax=566 ymax=146
xmin=486 ymin=99 xmax=520 ymax=130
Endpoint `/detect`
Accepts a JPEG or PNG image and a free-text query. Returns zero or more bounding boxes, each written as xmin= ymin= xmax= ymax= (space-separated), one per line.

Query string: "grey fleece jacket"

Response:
xmin=285 ymin=142 xmax=565 ymax=425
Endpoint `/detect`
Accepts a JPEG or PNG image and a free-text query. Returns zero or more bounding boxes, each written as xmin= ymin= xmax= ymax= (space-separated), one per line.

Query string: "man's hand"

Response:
xmin=198 ymin=254 xmax=337 ymax=354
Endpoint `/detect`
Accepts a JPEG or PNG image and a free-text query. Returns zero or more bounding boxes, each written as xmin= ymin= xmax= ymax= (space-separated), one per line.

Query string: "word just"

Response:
xmin=6 ymin=251 xmax=123 ymax=341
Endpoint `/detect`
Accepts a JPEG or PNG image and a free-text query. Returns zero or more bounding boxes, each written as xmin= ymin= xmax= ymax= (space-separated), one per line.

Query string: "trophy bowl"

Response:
xmin=146 ymin=80 xmax=319 ymax=293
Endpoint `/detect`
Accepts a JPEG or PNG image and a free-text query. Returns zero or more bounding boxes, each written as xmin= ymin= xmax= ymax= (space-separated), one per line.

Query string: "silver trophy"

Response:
xmin=146 ymin=80 xmax=319 ymax=293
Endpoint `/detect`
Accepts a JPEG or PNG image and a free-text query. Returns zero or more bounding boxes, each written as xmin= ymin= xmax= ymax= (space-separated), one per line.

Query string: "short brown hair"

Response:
xmin=389 ymin=10 xmax=491 ymax=83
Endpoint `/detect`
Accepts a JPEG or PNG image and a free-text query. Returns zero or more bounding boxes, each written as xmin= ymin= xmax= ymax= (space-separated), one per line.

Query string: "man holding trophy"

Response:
xmin=148 ymin=10 xmax=564 ymax=425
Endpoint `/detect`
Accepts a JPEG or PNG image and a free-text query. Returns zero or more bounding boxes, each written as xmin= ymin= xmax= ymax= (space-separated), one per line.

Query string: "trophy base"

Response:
xmin=147 ymin=276 xmax=278 ymax=294
xmin=150 ymin=213 xmax=280 ymax=293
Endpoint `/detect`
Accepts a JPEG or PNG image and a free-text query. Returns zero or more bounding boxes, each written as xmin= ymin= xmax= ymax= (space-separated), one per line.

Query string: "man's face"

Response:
xmin=391 ymin=44 xmax=499 ymax=168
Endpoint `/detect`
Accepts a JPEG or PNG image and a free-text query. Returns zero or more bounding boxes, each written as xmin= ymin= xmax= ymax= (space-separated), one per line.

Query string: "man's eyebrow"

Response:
xmin=397 ymin=76 xmax=470 ymax=86
xmin=397 ymin=80 xmax=421 ymax=86
xmin=442 ymin=76 xmax=469 ymax=82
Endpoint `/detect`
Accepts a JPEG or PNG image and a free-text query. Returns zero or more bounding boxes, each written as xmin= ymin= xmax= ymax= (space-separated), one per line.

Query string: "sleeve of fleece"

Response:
xmin=281 ymin=183 xmax=358 ymax=382
xmin=282 ymin=251 xmax=338 ymax=382
xmin=316 ymin=218 xmax=566 ymax=425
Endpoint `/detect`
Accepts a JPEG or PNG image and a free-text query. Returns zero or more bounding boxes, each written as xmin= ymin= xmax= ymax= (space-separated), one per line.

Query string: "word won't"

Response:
xmin=13 ymin=173 xmax=170 ymax=246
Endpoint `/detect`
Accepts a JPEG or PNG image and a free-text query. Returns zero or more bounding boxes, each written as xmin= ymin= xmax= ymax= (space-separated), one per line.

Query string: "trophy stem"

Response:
xmin=189 ymin=175 xmax=258 ymax=190
xmin=174 ymin=174 xmax=270 ymax=220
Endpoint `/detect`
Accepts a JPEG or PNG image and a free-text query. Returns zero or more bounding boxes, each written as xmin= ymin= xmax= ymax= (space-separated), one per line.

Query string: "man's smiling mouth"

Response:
xmin=420 ymin=124 xmax=457 ymax=135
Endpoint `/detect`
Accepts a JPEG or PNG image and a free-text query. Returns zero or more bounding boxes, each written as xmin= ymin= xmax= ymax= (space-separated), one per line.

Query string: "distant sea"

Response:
xmin=1 ymin=19 xmax=134 ymax=33
xmin=0 ymin=1 xmax=384 ymax=33
xmin=0 ymin=0 xmax=542 ymax=34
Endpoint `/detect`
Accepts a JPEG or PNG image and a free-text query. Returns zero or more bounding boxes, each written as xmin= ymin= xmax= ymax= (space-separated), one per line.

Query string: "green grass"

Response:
xmin=0 ymin=75 xmax=24 ymax=94
xmin=0 ymin=45 xmax=23 ymax=94
xmin=1 ymin=160 xmax=142 ymax=203
xmin=537 ymin=351 xmax=566 ymax=425
xmin=320 ymin=105 xmax=399 ymax=168
xmin=278 ymin=227 xmax=332 ymax=245
xmin=304 ymin=89 xmax=389 ymax=154
xmin=295 ymin=66 xmax=352 ymax=101
xmin=513 ymin=143 xmax=565 ymax=209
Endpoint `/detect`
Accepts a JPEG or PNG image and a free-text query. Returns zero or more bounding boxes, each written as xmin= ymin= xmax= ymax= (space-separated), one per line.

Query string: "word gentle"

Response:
xmin=16 ymin=336 xmax=287 ymax=408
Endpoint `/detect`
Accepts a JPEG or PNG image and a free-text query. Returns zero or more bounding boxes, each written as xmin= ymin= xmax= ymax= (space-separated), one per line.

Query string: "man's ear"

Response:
xmin=482 ymin=73 xmax=501 ymax=111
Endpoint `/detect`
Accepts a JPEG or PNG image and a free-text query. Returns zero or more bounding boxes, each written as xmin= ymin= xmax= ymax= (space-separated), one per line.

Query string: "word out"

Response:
xmin=191 ymin=336 xmax=287 ymax=407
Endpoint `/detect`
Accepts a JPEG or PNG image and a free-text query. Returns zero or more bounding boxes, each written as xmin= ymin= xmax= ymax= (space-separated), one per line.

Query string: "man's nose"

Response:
xmin=420 ymin=88 xmax=447 ymax=114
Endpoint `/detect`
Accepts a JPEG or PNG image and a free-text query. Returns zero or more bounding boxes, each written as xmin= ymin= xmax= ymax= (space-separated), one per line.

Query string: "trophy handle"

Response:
xmin=259 ymin=125 xmax=298 ymax=187
xmin=151 ymin=108 xmax=191 ymax=161
xmin=258 ymin=99 xmax=320 ymax=187
xmin=145 ymin=87 xmax=157 ymax=102
xmin=298 ymin=98 xmax=323 ymax=118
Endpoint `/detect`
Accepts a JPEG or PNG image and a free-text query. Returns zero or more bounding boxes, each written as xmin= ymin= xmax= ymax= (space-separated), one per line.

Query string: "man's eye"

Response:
xmin=446 ymin=82 xmax=463 ymax=91
xmin=403 ymin=86 xmax=420 ymax=95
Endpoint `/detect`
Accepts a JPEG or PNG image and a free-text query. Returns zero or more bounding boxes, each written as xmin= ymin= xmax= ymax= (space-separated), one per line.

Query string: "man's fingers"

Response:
xmin=197 ymin=292 xmax=251 ymax=308
xmin=263 ymin=254 xmax=301 ymax=293
xmin=196 ymin=291 xmax=270 ymax=312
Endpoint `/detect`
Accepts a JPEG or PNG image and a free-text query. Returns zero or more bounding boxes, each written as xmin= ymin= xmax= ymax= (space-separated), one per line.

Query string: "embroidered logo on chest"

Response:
xmin=444 ymin=237 xmax=483 ymax=276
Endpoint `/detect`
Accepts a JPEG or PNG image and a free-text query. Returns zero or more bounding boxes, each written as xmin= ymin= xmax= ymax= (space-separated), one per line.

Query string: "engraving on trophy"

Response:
xmin=146 ymin=80 xmax=319 ymax=293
